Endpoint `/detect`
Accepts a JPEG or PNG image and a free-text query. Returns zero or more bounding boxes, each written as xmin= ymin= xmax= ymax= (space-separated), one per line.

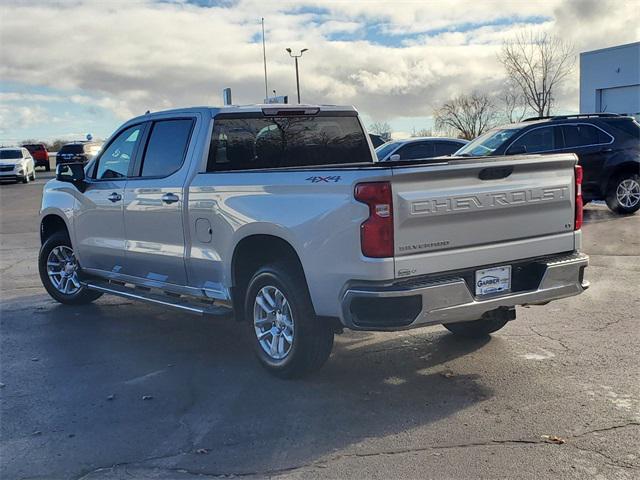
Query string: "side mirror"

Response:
xmin=389 ymin=153 xmax=401 ymax=162
xmin=507 ymin=145 xmax=527 ymax=155
xmin=56 ymin=163 xmax=86 ymax=192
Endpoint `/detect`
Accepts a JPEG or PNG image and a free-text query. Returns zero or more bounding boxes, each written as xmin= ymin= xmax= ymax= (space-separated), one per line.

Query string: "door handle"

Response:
xmin=107 ymin=192 xmax=122 ymax=202
xmin=161 ymin=193 xmax=180 ymax=204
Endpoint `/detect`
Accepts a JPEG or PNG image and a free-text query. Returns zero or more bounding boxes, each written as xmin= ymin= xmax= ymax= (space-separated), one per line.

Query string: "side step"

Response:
xmin=85 ymin=280 xmax=233 ymax=317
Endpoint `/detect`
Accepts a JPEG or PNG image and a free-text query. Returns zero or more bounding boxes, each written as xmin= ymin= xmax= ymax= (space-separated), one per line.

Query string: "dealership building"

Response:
xmin=580 ymin=42 xmax=640 ymax=120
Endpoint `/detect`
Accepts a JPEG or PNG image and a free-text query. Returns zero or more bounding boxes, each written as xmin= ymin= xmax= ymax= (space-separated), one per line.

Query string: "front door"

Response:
xmin=121 ymin=117 xmax=196 ymax=286
xmin=74 ymin=124 xmax=144 ymax=274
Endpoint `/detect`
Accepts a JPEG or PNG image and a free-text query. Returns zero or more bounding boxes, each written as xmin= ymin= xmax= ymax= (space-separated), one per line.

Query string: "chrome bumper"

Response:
xmin=340 ymin=252 xmax=589 ymax=331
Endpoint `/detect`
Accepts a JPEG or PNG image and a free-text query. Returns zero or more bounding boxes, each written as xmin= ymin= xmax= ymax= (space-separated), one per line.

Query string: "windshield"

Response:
xmin=375 ymin=141 xmax=400 ymax=160
xmin=455 ymin=128 xmax=519 ymax=156
xmin=0 ymin=150 xmax=23 ymax=159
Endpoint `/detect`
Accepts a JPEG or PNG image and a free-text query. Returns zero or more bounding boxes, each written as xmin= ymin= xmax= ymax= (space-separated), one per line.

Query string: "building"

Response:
xmin=580 ymin=42 xmax=639 ymax=120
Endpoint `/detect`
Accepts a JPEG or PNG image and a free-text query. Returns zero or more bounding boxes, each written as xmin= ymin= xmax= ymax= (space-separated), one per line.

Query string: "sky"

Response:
xmin=0 ymin=0 xmax=639 ymax=144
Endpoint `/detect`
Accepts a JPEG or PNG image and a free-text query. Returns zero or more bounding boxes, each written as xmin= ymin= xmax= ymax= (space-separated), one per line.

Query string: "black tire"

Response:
xmin=38 ymin=231 xmax=103 ymax=305
xmin=244 ymin=263 xmax=334 ymax=378
xmin=443 ymin=316 xmax=509 ymax=338
xmin=21 ymin=174 xmax=29 ymax=184
xmin=46 ymin=164 xmax=51 ymax=172
xmin=605 ymin=173 xmax=640 ymax=214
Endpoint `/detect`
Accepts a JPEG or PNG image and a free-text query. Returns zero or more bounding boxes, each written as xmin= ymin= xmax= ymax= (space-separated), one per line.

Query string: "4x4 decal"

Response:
xmin=305 ymin=176 xmax=342 ymax=183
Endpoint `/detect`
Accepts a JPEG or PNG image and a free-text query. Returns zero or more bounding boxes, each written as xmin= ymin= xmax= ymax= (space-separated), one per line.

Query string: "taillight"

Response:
xmin=354 ymin=182 xmax=394 ymax=258
xmin=574 ymin=165 xmax=583 ymax=230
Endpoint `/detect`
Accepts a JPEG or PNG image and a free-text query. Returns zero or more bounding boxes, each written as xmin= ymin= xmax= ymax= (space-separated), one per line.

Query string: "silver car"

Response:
xmin=375 ymin=136 xmax=468 ymax=162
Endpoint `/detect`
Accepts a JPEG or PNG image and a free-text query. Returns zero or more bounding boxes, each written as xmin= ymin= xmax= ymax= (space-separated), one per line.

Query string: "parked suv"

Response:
xmin=376 ymin=137 xmax=468 ymax=162
xmin=23 ymin=143 xmax=50 ymax=171
xmin=0 ymin=147 xmax=36 ymax=183
xmin=454 ymin=114 xmax=640 ymax=214
xmin=56 ymin=142 xmax=102 ymax=166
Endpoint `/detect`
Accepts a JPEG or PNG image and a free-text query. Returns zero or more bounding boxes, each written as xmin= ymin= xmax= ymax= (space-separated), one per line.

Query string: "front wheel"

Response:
xmin=606 ymin=173 xmax=640 ymax=214
xmin=244 ymin=263 xmax=334 ymax=378
xmin=38 ymin=231 xmax=103 ymax=305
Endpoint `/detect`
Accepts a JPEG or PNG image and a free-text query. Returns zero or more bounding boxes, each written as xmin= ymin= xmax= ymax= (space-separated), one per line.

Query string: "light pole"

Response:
xmin=286 ymin=48 xmax=308 ymax=104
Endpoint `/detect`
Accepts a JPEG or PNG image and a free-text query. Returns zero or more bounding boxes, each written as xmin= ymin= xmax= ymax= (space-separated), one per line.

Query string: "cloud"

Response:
xmin=0 ymin=105 xmax=48 ymax=133
xmin=0 ymin=0 xmax=638 ymax=131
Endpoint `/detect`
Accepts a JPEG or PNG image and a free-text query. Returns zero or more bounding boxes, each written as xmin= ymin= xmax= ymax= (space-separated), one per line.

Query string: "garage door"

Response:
xmin=599 ymin=84 xmax=640 ymax=118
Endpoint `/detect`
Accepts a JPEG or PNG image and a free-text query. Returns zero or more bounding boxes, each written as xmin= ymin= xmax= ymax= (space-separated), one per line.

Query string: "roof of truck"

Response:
xmin=133 ymin=104 xmax=357 ymax=121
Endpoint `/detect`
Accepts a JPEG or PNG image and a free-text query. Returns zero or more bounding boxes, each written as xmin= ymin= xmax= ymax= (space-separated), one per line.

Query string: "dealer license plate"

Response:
xmin=475 ymin=265 xmax=511 ymax=296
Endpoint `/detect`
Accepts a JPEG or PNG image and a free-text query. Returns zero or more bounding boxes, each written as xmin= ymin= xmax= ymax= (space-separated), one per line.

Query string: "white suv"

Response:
xmin=0 ymin=147 xmax=36 ymax=183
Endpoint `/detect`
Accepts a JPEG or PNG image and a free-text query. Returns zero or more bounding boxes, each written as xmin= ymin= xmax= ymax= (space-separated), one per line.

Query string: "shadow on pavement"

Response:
xmin=1 ymin=295 xmax=494 ymax=478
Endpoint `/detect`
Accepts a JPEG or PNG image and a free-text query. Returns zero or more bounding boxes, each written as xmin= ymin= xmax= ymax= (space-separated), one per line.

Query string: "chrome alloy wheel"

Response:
xmin=616 ymin=178 xmax=640 ymax=208
xmin=47 ymin=246 xmax=81 ymax=295
xmin=253 ymin=285 xmax=294 ymax=360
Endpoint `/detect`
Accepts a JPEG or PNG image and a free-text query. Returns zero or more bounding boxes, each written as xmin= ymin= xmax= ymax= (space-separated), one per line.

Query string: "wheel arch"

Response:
xmin=40 ymin=214 xmax=70 ymax=245
xmin=230 ymin=234 xmax=311 ymax=321
xmin=600 ymin=157 xmax=640 ymax=194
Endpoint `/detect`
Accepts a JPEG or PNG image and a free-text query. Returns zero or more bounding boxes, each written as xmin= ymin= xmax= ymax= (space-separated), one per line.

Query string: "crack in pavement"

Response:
xmin=73 ymin=422 xmax=640 ymax=479
xmin=528 ymin=325 xmax=570 ymax=351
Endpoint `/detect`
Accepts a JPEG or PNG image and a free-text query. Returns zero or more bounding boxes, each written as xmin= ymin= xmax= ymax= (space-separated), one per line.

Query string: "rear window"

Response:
xmin=59 ymin=144 xmax=85 ymax=154
xmin=0 ymin=150 xmax=22 ymax=159
xmin=561 ymin=124 xmax=611 ymax=147
xmin=24 ymin=144 xmax=44 ymax=151
xmin=207 ymin=115 xmax=371 ymax=171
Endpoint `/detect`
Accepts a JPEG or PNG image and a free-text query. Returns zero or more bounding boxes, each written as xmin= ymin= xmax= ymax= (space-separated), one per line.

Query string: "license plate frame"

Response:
xmin=475 ymin=265 xmax=511 ymax=297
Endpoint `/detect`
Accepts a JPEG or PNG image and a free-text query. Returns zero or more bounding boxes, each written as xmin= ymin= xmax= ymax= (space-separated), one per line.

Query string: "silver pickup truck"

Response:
xmin=39 ymin=104 xmax=589 ymax=377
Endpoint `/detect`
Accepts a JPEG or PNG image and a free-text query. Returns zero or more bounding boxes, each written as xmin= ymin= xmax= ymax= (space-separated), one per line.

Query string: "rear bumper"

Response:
xmin=340 ymin=252 xmax=589 ymax=331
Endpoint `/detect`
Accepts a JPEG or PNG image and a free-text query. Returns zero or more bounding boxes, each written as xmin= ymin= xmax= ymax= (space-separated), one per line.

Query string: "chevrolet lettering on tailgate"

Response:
xmin=411 ymin=186 xmax=569 ymax=216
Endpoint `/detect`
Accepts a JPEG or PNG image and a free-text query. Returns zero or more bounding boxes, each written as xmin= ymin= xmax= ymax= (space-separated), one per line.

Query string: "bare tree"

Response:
xmin=369 ymin=122 xmax=392 ymax=142
xmin=434 ymin=92 xmax=498 ymax=140
xmin=499 ymin=80 xmax=529 ymax=123
xmin=499 ymin=31 xmax=575 ymax=118
xmin=411 ymin=127 xmax=433 ymax=137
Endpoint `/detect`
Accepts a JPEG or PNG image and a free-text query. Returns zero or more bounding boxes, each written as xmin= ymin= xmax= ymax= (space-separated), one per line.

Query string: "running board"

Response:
xmin=85 ymin=280 xmax=233 ymax=317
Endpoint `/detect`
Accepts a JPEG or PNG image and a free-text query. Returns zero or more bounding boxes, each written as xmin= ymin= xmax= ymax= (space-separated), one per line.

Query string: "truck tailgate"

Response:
xmin=391 ymin=154 xmax=578 ymax=279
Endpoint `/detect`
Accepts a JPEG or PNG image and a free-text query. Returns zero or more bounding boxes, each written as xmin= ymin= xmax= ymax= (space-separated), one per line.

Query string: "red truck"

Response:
xmin=23 ymin=143 xmax=50 ymax=171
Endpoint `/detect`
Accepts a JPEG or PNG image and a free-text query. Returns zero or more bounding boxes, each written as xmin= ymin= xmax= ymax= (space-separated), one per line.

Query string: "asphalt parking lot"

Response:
xmin=1 ymin=167 xmax=639 ymax=480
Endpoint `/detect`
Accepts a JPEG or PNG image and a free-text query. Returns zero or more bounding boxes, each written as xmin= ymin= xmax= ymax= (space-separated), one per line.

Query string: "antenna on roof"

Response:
xmin=223 ymin=88 xmax=233 ymax=106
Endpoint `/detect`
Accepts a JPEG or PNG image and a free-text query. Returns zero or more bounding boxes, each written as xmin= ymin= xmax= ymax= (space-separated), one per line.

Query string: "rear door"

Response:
xmin=121 ymin=116 xmax=196 ymax=286
xmin=391 ymin=155 xmax=577 ymax=278
xmin=555 ymin=124 xmax=613 ymax=191
xmin=74 ymin=124 xmax=144 ymax=273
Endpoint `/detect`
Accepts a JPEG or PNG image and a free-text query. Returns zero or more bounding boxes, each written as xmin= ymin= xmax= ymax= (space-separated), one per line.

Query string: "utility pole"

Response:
xmin=285 ymin=48 xmax=308 ymax=104
xmin=261 ymin=18 xmax=268 ymax=101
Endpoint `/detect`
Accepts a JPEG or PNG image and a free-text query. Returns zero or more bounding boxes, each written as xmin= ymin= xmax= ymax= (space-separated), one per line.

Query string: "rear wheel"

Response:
xmin=606 ymin=173 xmax=640 ymax=214
xmin=443 ymin=315 xmax=509 ymax=338
xmin=38 ymin=231 xmax=103 ymax=305
xmin=244 ymin=263 xmax=334 ymax=378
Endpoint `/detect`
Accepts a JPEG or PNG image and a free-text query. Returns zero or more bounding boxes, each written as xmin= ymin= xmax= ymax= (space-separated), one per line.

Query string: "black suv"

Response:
xmin=56 ymin=142 xmax=102 ymax=166
xmin=455 ymin=114 xmax=640 ymax=214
